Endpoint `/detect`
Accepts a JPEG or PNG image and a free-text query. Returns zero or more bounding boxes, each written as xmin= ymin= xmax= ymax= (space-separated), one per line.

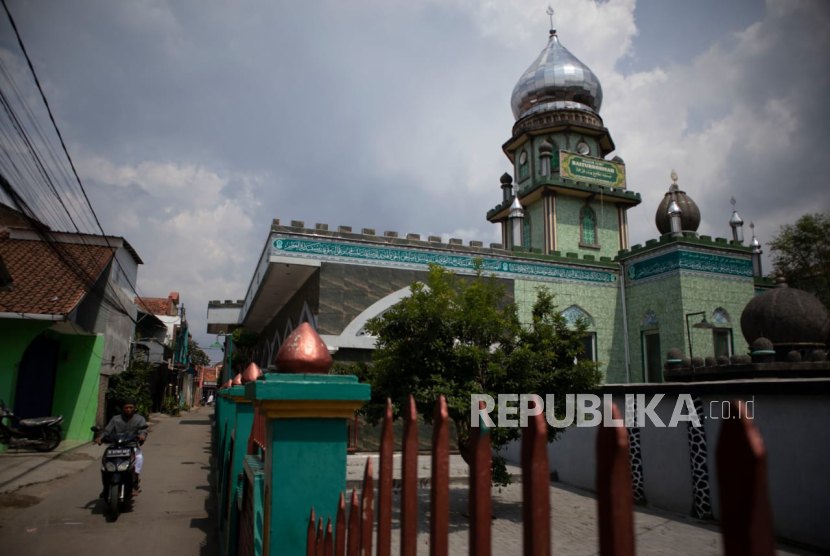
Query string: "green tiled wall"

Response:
xmin=515 ymin=279 xmax=626 ymax=383
xmin=679 ymin=275 xmax=754 ymax=357
xmin=624 ymin=274 xmax=685 ymax=383
xmin=624 ymin=270 xmax=755 ymax=382
xmin=555 ymin=195 xmax=620 ymax=259
xmin=527 ymin=201 xmax=545 ymax=251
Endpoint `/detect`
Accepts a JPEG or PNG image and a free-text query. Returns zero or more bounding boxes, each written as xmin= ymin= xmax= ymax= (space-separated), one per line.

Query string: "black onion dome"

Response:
xmin=655 ymin=188 xmax=701 ymax=235
xmin=741 ymin=284 xmax=830 ymax=348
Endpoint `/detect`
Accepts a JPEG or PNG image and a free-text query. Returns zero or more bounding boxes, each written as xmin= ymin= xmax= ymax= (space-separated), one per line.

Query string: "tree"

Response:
xmin=106 ymin=362 xmax=153 ymax=420
xmin=358 ymin=262 xmax=602 ymax=485
xmin=231 ymin=328 xmax=260 ymax=371
xmin=188 ymin=339 xmax=211 ymax=367
xmin=768 ymin=212 xmax=830 ymax=309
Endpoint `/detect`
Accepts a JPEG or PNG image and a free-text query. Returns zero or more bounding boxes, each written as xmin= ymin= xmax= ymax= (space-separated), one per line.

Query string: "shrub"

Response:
xmin=106 ymin=364 xmax=152 ymax=420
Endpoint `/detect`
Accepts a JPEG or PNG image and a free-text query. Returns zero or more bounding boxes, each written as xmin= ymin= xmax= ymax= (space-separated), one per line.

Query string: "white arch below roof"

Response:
xmin=299 ymin=301 xmax=316 ymax=327
xmin=320 ymin=286 xmax=415 ymax=352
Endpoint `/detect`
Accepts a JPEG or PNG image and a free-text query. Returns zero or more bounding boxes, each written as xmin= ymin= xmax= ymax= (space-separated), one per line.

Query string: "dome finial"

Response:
xmin=546 ymin=5 xmax=556 ymax=36
xmin=669 ymin=169 xmax=679 ymax=192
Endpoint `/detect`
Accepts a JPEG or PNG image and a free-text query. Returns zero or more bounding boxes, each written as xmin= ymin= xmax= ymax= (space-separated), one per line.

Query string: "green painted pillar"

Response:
xmin=218 ymin=389 xmax=238 ymax=536
xmin=225 ymin=386 xmax=255 ymax=556
xmin=246 ymin=374 xmax=369 ymax=555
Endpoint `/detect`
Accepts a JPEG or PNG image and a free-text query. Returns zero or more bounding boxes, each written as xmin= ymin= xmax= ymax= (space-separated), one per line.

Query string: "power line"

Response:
xmin=1 ymin=0 xmax=149 ymax=310
xmin=1 ymin=0 xmax=107 ymax=238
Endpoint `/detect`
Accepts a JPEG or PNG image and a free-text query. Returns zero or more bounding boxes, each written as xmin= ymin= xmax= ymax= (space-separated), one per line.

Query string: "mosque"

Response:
xmin=207 ymin=21 xmax=773 ymax=385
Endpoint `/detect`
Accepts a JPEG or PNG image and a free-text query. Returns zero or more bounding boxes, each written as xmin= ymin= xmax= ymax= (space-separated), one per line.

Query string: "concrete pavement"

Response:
xmin=0 ymin=407 xmax=218 ymax=556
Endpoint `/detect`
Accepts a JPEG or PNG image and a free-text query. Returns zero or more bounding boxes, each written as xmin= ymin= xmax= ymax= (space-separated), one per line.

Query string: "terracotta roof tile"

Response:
xmin=135 ymin=296 xmax=172 ymax=316
xmin=0 ymin=231 xmax=115 ymax=316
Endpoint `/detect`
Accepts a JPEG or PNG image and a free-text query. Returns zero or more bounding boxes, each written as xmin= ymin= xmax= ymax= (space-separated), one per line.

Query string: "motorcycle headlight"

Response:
xmin=104 ymin=461 xmax=117 ymax=472
xmin=117 ymin=460 xmax=131 ymax=472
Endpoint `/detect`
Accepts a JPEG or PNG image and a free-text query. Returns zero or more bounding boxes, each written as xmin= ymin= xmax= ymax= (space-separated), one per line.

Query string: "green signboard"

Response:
xmin=559 ymin=152 xmax=626 ymax=189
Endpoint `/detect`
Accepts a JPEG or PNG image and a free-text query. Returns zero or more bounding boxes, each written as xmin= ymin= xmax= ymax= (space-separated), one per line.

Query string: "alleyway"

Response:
xmin=0 ymin=406 xmax=218 ymax=556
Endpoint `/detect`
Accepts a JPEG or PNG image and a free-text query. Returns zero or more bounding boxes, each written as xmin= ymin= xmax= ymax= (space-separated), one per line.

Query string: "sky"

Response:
xmin=1 ymin=0 xmax=828 ymax=362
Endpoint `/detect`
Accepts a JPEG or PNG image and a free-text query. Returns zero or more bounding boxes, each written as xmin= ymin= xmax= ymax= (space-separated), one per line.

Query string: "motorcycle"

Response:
xmin=0 ymin=399 xmax=63 ymax=452
xmin=91 ymin=424 xmax=147 ymax=520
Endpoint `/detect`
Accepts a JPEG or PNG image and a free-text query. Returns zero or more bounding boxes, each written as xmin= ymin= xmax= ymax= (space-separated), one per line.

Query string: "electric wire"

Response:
xmin=0 ymin=0 xmax=150 ymax=313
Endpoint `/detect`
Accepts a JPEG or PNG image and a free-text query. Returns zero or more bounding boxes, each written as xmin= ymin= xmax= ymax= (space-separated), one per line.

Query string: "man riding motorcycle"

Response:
xmin=95 ymin=398 xmax=147 ymax=496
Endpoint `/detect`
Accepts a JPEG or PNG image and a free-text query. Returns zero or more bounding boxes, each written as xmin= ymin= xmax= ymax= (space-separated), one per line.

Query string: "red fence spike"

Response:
xmin=522 ymin=410 xmax=551 ymax=556
xmin=360 ymin=458 xmax=375 ymax=556
xmin=401 ymin=395 xmax=419 ymax=556
xmin=336 ymin=492 xmax=346 ymax=556
xmin=430 ymin=396 xmax=450 ymax=556
xmin=377 ymin=399 xmax=393 ymax=556
xmin=347 ymin=488 xmax=360 ymax=556
xmin=307 ymin=507 xmax=316 ymax=556
xmin=469 ymin=399 xmax=492 ymax=556
xmin=596 ymin=403 xmax=635 ymax=556
xmin=717 ymin=400 xmax=775 ymax=556
xmin=317 ymin=517 xmax=324 ymax=556
xmin=325 ymin=518 xmax=334 ymax=556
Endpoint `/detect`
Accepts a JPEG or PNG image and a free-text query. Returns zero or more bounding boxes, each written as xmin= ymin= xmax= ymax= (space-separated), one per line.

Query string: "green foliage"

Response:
xmin=769 ymin=212 xmax=830 ymax=309
xmin=106 ymin=364 xmax=153 ymax=419
xmin=359 ymin=262 xmax=602 ymax=485
xmin=188 ymin=339 xmax=211 ymax=367
xmin=161 ymin=396 xmax=181 ymax=416
xmin=231 ymin=328 xmax=261 ymax=371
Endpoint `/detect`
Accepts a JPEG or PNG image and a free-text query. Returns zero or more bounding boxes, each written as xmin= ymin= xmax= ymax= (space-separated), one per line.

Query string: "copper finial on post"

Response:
xmin=241 ymin=362 xmax=263 ymax=384
xmin=275 ymin=322 xmax=333 ymax=374
xmin=222 ymin=379 xmax=233 ymax=390
xmin=232 ymin=373 xmax=243 ymax=386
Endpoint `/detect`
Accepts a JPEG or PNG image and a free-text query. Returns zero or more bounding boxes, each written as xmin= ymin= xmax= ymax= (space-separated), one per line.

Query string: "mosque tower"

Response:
xmin=487 ymin=8 xmax=641 ymax=257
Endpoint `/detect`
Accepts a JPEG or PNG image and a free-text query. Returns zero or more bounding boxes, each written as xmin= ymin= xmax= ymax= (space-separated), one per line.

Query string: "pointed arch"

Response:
xmin=560 ymin=305 xmax=595 ymax=328
xmin=711 ymin=307 xmax=731 ymax=324
xmin=579 ymin=204 xmax=598 ymax=247
xmin=641 ymin=310 xmax=659 ymax=328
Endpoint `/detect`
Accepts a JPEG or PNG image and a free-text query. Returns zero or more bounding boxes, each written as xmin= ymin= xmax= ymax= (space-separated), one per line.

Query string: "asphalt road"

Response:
xmin=0 ymin=407 xmax=219 ymax=556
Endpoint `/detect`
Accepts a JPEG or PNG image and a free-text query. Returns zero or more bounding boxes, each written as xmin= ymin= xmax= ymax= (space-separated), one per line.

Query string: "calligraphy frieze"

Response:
xmin=270 ymin=237 xmax=618 ymax=285
xmin=627 ymin=250 xmax=752 ymax=281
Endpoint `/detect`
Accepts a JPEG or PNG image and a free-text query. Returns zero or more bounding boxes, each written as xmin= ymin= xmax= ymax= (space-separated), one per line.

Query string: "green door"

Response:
xmin=643 ymin=332 xmax=662 ymax=383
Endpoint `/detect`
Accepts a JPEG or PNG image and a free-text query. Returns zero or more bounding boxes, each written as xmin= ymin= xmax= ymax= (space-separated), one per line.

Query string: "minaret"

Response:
xmin=749 ymin=221 xmax=763 ymax=277
xmin=508 ymin=185 xmax=525 ymax=249
xmin=487 ymin=5 xmax=640 ymax=258
xmin=729 ymin=197 xmax=744 ymax=243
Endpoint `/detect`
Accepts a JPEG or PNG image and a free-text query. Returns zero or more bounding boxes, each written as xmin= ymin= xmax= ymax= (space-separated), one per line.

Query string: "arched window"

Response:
xmin=523 ymin=217 xmax=531 ymax=249
xmin=640 ymin=310 xmax=661 ymax=383
xmin=580 ymin=205 xmax=598 ymax=247
xmin=711 ymin=308 xmax=730 ymax=324
xmin=549 ymin=138 xmax=559 ymax=173
xmin=518 ymin=150 xmax=529 ymax=180
xmin=561 ymin=305 xmax=596 ymax=362
xmin=641 ymin=310 xmax=659 ymax=328
xmin=711 ymin=307 xmax=733 ymax=358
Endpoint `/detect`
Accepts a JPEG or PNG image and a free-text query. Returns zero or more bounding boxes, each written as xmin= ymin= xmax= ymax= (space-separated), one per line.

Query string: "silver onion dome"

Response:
xmin=511 ymin=31 xmax=603 ymax=121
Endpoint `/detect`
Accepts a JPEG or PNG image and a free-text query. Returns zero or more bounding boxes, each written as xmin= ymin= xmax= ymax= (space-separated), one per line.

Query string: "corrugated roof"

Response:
xmin=0 ymin=231 xmax=115 ymax=315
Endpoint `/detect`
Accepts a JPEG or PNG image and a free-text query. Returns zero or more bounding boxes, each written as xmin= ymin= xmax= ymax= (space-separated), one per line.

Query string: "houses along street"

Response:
xmin=0 ymin=407 xmax=218 ymax=556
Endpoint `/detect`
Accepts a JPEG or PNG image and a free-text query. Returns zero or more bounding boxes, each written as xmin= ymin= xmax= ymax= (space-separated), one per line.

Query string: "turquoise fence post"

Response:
xmin=218 ymin=379 xmax=239 ymax=550
xmin=224 ymin=363 xmax=264 ymax=556
xmin=245 ymin=323 xmax=370 ymax=556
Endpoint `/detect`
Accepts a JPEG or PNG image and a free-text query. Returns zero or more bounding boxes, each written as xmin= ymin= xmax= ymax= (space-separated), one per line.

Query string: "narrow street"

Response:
xmin=0 ymin=406 xmax=218 ymax=556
